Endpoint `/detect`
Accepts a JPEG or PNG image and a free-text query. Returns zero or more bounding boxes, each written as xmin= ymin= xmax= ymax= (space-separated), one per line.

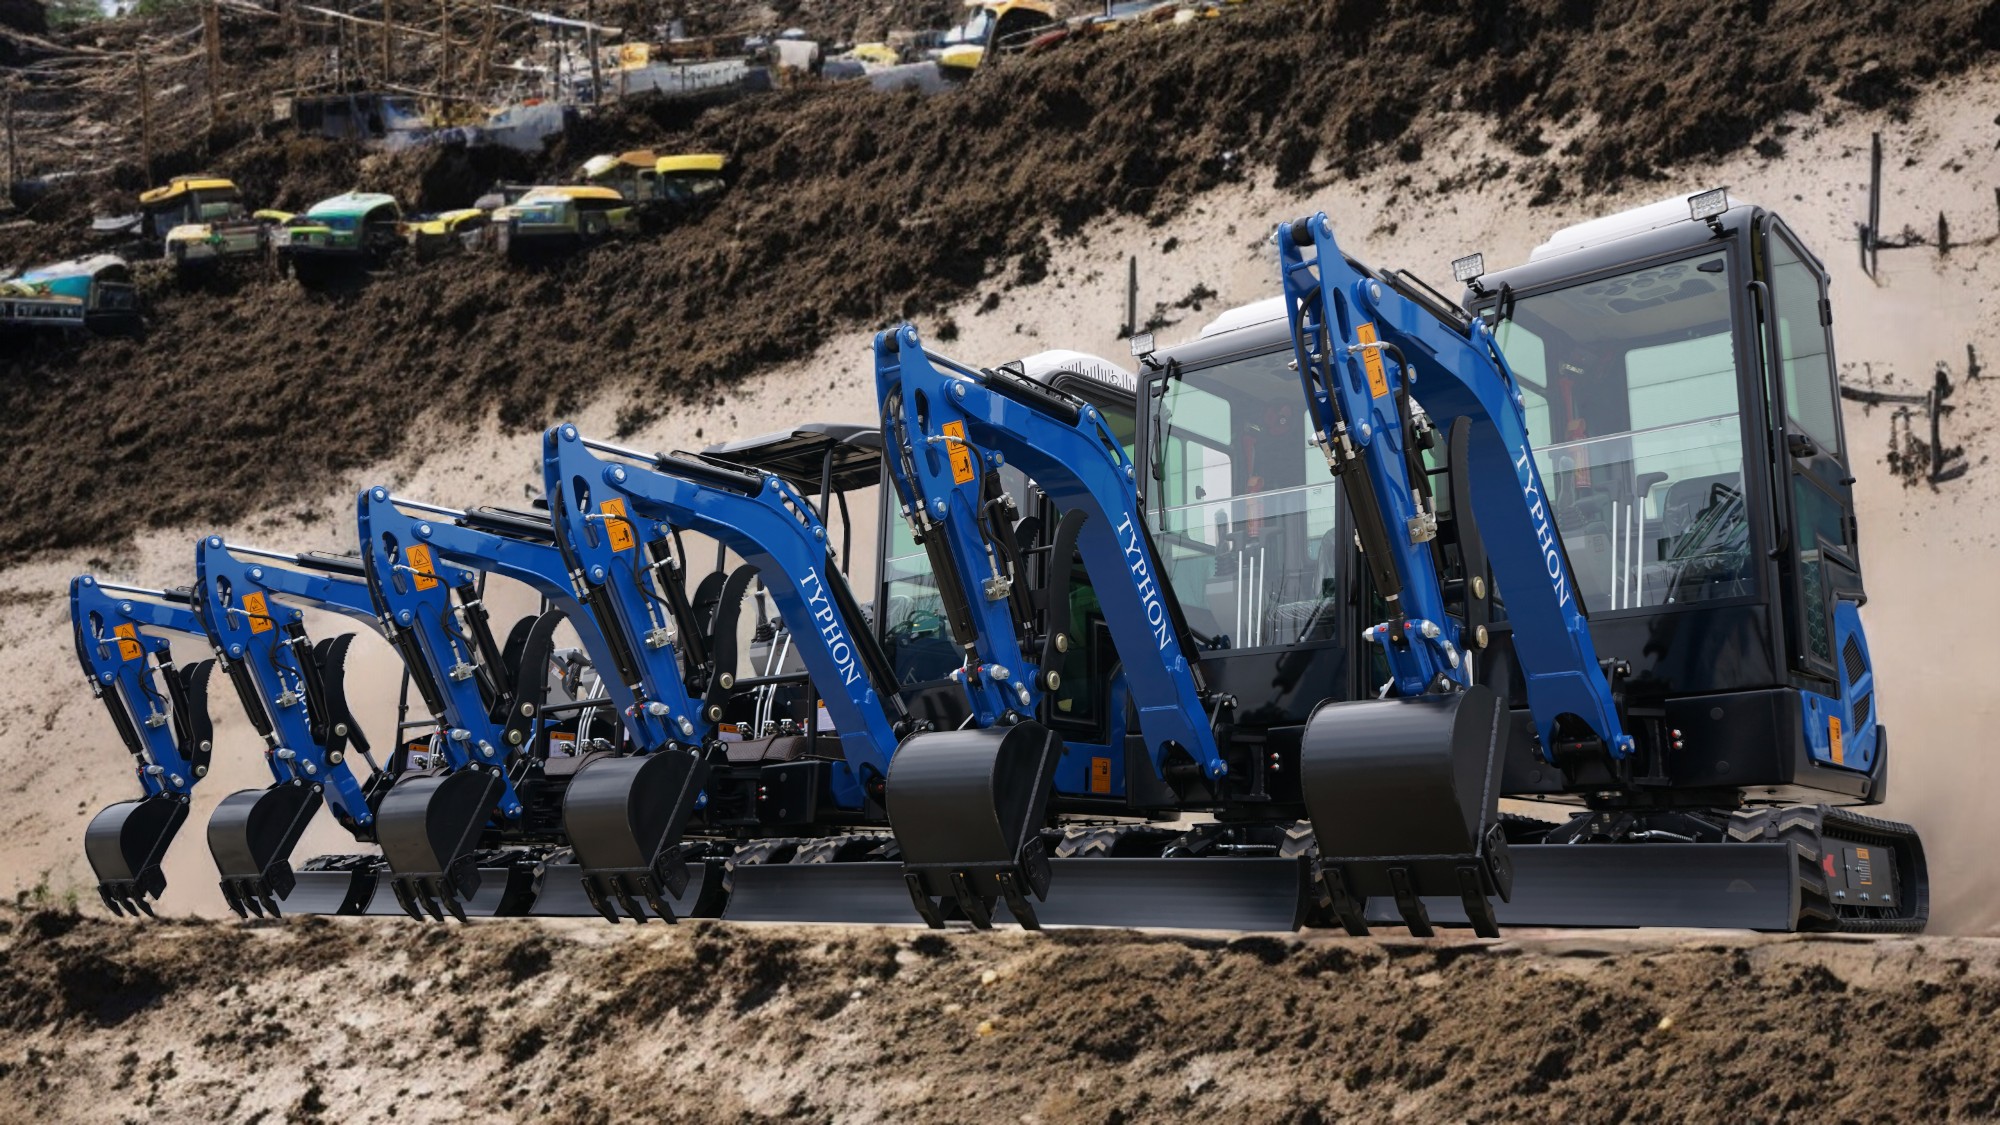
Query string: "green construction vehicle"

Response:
xmin=271 ymin=192 xmax=405 ymax=281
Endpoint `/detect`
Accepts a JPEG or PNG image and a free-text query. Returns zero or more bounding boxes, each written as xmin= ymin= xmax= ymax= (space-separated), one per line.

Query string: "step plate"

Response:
xmin=727 ymin=856 xmax=1310 ymax=931
xmin=1362 ymin=842 xmax=1798 ymax=931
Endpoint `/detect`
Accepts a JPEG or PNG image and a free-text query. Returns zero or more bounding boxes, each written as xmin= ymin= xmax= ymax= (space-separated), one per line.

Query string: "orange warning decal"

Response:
xmin=943 ymin=420 xmax=976 ymax=485
xmin=1828 ymin=715 xmax=1844 ymax=765
xmin=601 ymin=498 xmax=635 ymax=553
xmin=1356 ymin=322 xmax=1389 ymax=398
xmin=1090 ymin=756 xmax=1112 ymax=794
xmin=242 ymin=591 xmax=273 ymax=634
xmin=405 ymin=543 xmax=440 ymax=591
xmin=113 ymin=622 xmax=142 ymax=662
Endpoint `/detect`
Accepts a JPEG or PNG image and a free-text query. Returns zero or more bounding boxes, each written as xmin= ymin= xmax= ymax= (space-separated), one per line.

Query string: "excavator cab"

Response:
xmin=1462 ymin=194 xmax=1878 ymax=800
xmin=1159 ymin=190 xmax=1921 ymax=931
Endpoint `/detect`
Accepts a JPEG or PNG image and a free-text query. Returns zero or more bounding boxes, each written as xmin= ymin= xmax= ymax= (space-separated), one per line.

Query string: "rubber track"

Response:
xmin=1729 ymin=805 xmax=1927 ymax=934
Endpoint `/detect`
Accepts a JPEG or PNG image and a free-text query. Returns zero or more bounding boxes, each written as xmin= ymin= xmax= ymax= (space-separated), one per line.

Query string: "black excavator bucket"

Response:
xmin=85 ymin=793 xmax=190 ymax=917
xmin=560 ymin=749 xmax=710 ymax=922
xmin=885 ymin=722 xmax=1064 ymax=929
xmin=373 ymin=768 xmax=504 ymax=921
xmin=1298 ymin=683 xmax=1511 ymax=937
xmin=206 ymin=779 xmax=325 ymax=918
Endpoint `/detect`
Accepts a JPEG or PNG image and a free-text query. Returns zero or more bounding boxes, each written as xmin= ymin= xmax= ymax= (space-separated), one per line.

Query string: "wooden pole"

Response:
xmin=439 ymin=0 xmax=451 ymax=92
xmin=4 ymin=89 xmax=16 ymax=198
xmin=137 ymin=51 xmax=154 ymax=182
xmin=380 ymin=0 xmax=393 ymax=87
xmin=585 ymin=0 xmax=602 ymax=105
xmin=474 ymin=0 xmax=496 ymax=94
xmin=204 ymin=0 xmax=223 ymax=132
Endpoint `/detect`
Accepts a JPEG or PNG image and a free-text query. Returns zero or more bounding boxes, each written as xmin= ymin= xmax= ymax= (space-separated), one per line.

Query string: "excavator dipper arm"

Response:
xmin=72 ymin=576 xmax=216 ymax=916
xmin=384 ymin=494 xmax=710 ymax=923
xmin=195 ymin=537 xmax=384 ymax=916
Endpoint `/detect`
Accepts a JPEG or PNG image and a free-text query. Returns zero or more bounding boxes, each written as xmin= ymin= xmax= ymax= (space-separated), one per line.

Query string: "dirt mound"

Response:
xmin=3 ymin=909 xmax=1998 ymax=1122
xmin=6 ymin=0 xmax=1998 ymax=566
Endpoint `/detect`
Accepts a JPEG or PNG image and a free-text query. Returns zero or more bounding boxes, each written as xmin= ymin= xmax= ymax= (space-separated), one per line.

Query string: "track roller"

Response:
xmin=206 ymin=779 xmax=324 ymax=918
xmin=373 ymin=768 xmax=504 ymax=921
xmin=1298 ymin=683 xmax=1510 ymax=937
xmin=886 ymin=721 xmax=1063 ymax=929
xmin=560 ymin=749 xmax=710 ymax=922
xmin=85 ymin=793 xmax=190 ymax=917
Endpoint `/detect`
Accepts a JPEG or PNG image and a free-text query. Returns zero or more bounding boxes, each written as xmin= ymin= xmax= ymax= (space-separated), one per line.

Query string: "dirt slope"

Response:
xmin=4 ymin=910 xmax=1998 ymax=1124
xmin=6 ymin=0 xmax=1998 ymax=566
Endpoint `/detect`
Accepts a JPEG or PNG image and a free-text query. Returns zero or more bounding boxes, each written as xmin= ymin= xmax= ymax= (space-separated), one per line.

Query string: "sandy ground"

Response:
xmin=10 ymin=64 xmax=2000 ymax=939
xmin=5 ymin=910 xmax=2000 ymax=1123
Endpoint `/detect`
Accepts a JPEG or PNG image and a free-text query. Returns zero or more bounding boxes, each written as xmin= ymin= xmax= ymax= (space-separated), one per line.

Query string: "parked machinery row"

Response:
xmin=79 ymin=190 xmax=1925 ymax=932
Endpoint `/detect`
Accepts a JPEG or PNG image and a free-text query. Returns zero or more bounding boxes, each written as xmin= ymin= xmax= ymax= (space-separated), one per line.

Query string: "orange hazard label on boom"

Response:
xmin=600 ymin=498 xmax=635 ymax=552
xmin=1356 ymin=322 xmax=1389 ymax=398
xmin=404 ymin=544 xmax=440 ymax=591
xmin=242 ymin=591 xmax=273 ymax=634
xmin=942 ymin=421 xmax=976 ymax=485
xmin=113 ymin=623 xmax=142 ymax=662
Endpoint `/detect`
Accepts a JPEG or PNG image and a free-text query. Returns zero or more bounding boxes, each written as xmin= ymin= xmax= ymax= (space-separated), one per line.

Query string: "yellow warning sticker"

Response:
xmin=405 ymin=543 xmax=440 ymax=591
xmin=1828 ymin=715 xmax=1844 ymax=765
xmin=242 ymin=591 xmax=273 ymax=634
xmin=113 ymin=622 xmax=142 ymax=662
xmin=943 ymin=420 xmax=976 ymax=485
xmin=601 ymin=497 xmax=635 ymax=553
xmin=1090 ymin=756 xmax=1112 ymax=794
xmin=1356 ymin=322 xmax=1389 ymax=398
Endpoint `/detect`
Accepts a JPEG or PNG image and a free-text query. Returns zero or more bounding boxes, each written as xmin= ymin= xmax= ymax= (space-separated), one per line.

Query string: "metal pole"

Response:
xmin=1867 ymin=131 xmax=1882 ymax=278
xmin=1930 ymin=366 xmax=1947 ymax=482
xmin=1125 ymin=254 xmax=1137 ymax=336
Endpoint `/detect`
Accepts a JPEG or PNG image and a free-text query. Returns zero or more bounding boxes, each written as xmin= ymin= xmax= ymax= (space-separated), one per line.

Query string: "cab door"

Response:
xmin=1758 ymin=218 xmax=1859 ymax=688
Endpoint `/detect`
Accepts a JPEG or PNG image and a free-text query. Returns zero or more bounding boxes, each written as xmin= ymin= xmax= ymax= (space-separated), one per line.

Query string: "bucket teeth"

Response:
xmin=615 ymin=886 xmax=646 ymax=923
xmin=95 ymin=880 xmax=161 ymax=919
xmin=390 ymin=878 xmax=422 ymax=920
xmin=439 ymin=882 xmax=469 ymax=924
xmin=581 ymin=878 xmax=619 ymax=923
xmin=643 ymin=889 xmax=676 ymax=922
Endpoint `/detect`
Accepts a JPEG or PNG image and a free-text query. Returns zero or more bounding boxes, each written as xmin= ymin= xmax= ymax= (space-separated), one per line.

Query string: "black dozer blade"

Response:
xmin=207 ymin=780 xmax=324 ymax=918
xmin=85 ymin=793 xmax=190 ymax=917
xmin=561 ymin=749 xmax=710 ymax=922
xmin=373 ymin=768 xmax=504 ymax=922
xmin=886 ymin=721 xmax=1064 ymax=929
xmin=1299 ymin=683 xmax=1512 ymax=938
xmin=726 ymin=854 xmax=1312 ymax=930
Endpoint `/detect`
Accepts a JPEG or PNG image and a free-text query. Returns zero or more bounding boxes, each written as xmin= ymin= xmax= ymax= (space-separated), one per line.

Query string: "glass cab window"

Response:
xmin=1768 ymin=234 xmax=1841 ymax=458
xmin=1490 ymin=250 xmax=1752 ymax=613
xmin=1150 ymin=350 xmax=1342 ymax=650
